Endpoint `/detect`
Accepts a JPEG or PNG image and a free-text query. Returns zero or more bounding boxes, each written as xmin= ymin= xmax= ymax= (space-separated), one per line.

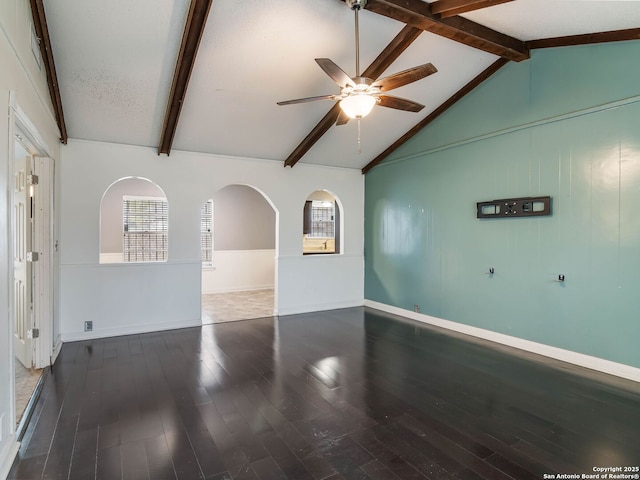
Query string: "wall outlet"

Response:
xmin=414 ymin=304 xmax=420 ymax=313
xmin=84 ymin=321 xmax=93 ymax=332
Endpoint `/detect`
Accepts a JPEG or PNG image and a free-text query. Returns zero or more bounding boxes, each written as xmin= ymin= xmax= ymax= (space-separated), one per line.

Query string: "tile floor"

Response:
xmin=201 ymin=289 xmax=274 ymax=324
xmin=14 ymin=361 xmax=43 ymax=426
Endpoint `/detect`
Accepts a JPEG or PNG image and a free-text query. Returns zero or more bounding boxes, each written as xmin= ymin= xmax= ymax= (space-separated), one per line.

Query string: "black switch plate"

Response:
xmin=477 ymin=196 xmax=551 ymax=219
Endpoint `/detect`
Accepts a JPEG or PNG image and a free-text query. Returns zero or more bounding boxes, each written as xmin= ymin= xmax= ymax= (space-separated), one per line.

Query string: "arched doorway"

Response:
xmin=200 ymin=184 xmax=277 ymax=323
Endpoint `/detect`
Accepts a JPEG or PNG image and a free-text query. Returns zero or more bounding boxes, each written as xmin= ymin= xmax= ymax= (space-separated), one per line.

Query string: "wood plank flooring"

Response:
xmin=9 ymin=307 xmax=640 ymax=479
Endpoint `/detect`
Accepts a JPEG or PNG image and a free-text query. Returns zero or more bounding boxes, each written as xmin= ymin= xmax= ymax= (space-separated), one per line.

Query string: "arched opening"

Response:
xmin=303 ymin=190 xmax=342 ymax=254
xmin=99 ymin=177 xmax=168 ymax=264
xmin=200 ymin=184 xmax=277 ymax=323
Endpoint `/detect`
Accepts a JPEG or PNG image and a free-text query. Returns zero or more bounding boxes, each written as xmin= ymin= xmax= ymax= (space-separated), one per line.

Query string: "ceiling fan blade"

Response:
xmin=372 ymin=63 xmax=437 ymax=92
xmin=277 ymin=95 xmax=339 ymax=106
xmin=376 ymin=95 xmax=425 ymax=112
xmin=316 ymin=58 xmax=356 ymax=88
xmin=335 ymin=109 xmax=350 ymax=126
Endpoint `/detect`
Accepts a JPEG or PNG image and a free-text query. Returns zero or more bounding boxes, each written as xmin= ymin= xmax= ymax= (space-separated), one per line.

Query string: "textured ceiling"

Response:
xmin=463 ymin=0 xmax=640 ymax=40
xmin=43 ymin=0 xmax=640 ymax=170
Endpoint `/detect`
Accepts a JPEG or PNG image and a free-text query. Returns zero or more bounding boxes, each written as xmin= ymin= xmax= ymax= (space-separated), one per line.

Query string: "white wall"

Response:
xmin=202 ymin=250 xmax=275 ymax=294
xmin=1 ymin=0 xmax=62 ymax=475
xmin=59 ymin=139 xmax=364 ymax=339
xmin=214 ymin=184 xmax=275 ymax=250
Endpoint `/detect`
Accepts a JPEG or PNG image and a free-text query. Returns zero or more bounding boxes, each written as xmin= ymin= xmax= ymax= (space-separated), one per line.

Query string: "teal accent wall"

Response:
xmin=364 ymin=41 xmax=640 ymax=369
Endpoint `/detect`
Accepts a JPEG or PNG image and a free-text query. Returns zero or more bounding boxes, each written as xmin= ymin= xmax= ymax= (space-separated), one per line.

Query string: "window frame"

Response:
xmin=201 ymin=199 xmax=214 ymax=267
xmin=122 ymin=195 xmax=168 ymax=263
xmin=303 ymin=197 xmax=340 ymax=255
xmin=306 ymin=200 xmax=335 ymax=239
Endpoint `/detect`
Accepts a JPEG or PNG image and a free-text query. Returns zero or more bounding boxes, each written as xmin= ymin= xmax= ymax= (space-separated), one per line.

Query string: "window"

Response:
xmin=122 ymin=196 xmax=168 ymax=262
xmin=305 ymin=201 xmax=335 ymax=238
xmin=201 ymin=199 xmax=213 ymax=265
xmin=100 ymin=177 xmax=167 ymax=264
xmin=303 ymin=191 xmax=340 ymax=254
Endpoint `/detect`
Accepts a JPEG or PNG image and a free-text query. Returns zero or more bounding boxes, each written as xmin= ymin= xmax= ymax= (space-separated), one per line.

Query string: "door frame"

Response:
xmin=32 ymin=155 xmax=55 ymax=368
xmin=8 ymin=92 xmax=56 ymax=424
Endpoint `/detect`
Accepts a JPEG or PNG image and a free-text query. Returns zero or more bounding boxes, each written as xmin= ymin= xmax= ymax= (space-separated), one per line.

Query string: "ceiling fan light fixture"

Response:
xmin=340 ymin=94 xmax=376 ymax=119
xmin=346 ymin=0 xmax=367 ymax=10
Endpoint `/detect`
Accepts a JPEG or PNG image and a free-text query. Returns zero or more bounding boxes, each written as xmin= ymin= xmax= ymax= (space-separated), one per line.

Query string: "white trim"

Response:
xmin=122 ymin=194 xmax=166 ymax=202
xmin=9 ymin=92 xmax=52 ymax=157
xmin=7 ymin=92 xmax=18 ymax=435
xmin=365 ymin=300 xmax=640 ymax=383
xmin=32 ymin=156 xmax=55 ymax=370
xmin=51 ymin=337 xmax=63 ymax=365
xmin=215 ymin=249 xmax=274 ymax=255
xmin=62 ymin=260 xmax=201 ymax=269
xmin=203 ymin=284 xmax=274 ymax=295
xmin=278 ymin=299 xmax=364 ymax=317
xmin=61 ymin=317 xmax=201 ymax=342
xmin=277 ymin=253 xmax=362 ymax=260
xmin=0 ymin=436 xmax=20 ymax=480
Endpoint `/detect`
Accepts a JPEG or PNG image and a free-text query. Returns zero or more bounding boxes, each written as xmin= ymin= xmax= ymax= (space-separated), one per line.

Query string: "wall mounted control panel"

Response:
xmin=477 ymin=196 xmax=551 ymax=219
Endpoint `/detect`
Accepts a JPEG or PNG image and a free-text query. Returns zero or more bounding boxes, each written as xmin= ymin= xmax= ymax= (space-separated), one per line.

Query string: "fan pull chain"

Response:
xmin=357 ymin=118 xmax=362 ymax=154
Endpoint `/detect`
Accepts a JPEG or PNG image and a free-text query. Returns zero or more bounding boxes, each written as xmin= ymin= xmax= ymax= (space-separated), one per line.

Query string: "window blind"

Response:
xmin=123 ymin=197 xmax=168 ymax=262
xmin=308 ymin=201 xmax=335 ymax=238
xmin=201 ymin=200 xmax=213 ymax=264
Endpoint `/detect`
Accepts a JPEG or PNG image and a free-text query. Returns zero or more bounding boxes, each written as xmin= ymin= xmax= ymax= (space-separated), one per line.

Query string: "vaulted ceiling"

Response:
xmin=35 ymin=0 xmax=640 ymax=172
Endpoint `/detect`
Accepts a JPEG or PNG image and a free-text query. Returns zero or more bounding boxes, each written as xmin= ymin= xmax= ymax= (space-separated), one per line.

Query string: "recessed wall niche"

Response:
xmin=99 ymin=177 xmax=167 ymax=264
xmin=303 ymin=190 xmax=341 ymax=255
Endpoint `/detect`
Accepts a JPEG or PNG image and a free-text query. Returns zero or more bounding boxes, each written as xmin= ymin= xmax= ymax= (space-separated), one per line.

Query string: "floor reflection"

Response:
xmin=9 ymin=307 xmax=640 ymax=480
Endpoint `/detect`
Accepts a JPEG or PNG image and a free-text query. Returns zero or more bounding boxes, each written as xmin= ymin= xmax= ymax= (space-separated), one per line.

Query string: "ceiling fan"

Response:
xmin=277 ymin=0 xmax=437 ymax=124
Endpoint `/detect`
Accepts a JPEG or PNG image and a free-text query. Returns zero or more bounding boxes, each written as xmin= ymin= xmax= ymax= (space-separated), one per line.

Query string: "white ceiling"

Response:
xmin=43 ymin=0 xmax=640 ymax=170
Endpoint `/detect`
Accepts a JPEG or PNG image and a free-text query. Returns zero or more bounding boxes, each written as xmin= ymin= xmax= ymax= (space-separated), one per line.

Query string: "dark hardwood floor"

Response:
xmin=9 ymin=307 xmax=640 ymax=479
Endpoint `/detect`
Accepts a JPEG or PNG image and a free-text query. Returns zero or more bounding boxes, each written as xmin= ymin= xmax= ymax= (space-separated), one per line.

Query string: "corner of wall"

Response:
xmin=0 ymin=435 xmax=20 ymax=480
xmin=364 ymin=300 xmax=640 ymax=384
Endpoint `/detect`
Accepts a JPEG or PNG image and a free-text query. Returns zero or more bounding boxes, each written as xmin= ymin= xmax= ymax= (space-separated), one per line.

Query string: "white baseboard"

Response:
xmin=0 ymin=437 xmax=19 ymax=480
xmin=202 ymin=284 xmax=274 ymax=295
xmin=365 ymin=300 xmax=640 ymax=383
xmin=278 ymin=299 xmax=364 ymax=317
xmin=51 ymin=337 xmax=63 ymax=364
xmin=61 ymin=318 xmax=201 ymax=342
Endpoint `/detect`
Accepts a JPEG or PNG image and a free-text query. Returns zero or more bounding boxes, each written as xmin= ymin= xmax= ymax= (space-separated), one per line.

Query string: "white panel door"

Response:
xmin=33 ymin=156 xmax=54 ymax=368
xmin=14 ymin=154 xmax=33 ymax=369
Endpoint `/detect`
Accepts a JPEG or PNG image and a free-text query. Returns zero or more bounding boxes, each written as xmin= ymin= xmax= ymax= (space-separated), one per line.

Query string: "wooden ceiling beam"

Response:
xmin=527 ymin=28 xmax=640 ymax=50
xmin=360 ymin=24 xmax=423 ymax=79
xmin=431 ymin=0 xmax=514 ymax=18
xmin=362 ymin=57 xmax=509 ymax=174
xmin=158 ymin=0 xmax=213 ymax=155
xmin=363 ymin=0 xmax=529 ymax=62
xmin=30 ymin=0 xmax=67 ymax=144
xmin=284 ymin=25 xmax=423 ymax=168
